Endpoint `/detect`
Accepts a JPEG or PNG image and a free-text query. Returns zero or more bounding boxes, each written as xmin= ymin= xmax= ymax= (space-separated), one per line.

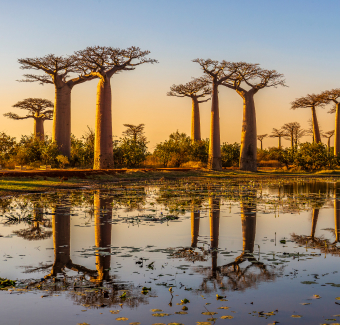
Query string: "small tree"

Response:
xmin=167 ymin=78 xmax=211 ymax=141
xmin=322 ymin=130 xmax=335 ymax=152
xmin=282 ymin=122 xmax=301 ymax=150
xmin=122 ymin=124 xmax=146 ymax=143
xmin=4 ymin=98 xmax=53 ymax=140
xmin=270 ymin=128 xmax=285 ymax=149
xmin=257 ymin=134 xmax=267 ymax=150
xmin=56 ymin=155 xmax=69 ymax=169
xmin=291 ymin=94 xmax=327 ymax=143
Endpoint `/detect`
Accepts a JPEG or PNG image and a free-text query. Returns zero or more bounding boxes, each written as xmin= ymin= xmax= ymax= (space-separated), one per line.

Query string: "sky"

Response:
xmin=1 ymin=0 xmax=340 ymax=150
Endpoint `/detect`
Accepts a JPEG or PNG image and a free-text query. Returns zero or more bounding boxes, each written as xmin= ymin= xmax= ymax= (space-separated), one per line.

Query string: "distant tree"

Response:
xmin=306 ymin=118 xmax=322 ymax=142
xmin=322 ymin=130 xmax=335 ymax=151
xmin=75 ymin=46 xmax=157 ymax=169
xmin=282 ymin=122 xmax=301 ymax=150
xmin=293 ymin=126 xmax=307 ymax=147
xmin=257 ymin=134 xmax=267 ymax=150
xmin=4 ymin=98 xmax=53 ymax=140
xmin=18 ymin=53 xmax=95 ymax=157
xmin=291 ymin=94 xmax=327 ymax=143
xmin=167 ymin=78 xmax=211 ymax=141
xmin=221 ymin=62 xmax=286 ymax=172
xmin=193 ymin=59 xmax=238 ymax=170
xmin=323 ymin=89 xmax=340 ymax=155
xmin=270 ymin=128 xmax=285 ymax=149
xmin=122 ymin=124 xmax=146 ymax=143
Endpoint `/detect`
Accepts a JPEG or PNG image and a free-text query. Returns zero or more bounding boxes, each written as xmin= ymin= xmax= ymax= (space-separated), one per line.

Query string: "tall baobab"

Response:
xmin=4 ymin=98 xmax=53 ymax=140
xmin=322 ymin=130 xmax=334 ymax=151
xmin=75 ymin=46 xmax=157 ymax=169
xmin=167 ymin=78 xmax=211 ymax=141
xmin=221 ymin=62 xmax=286 ymax=172
xmin=257 ymin=134 xmax=267 ymax=150
xmin=282 ymin=122 xmax=301 ymax=150
xmin=291 ymin=94 xmax=327 ymax=143
xmin=193 ymin=59 xmax=238 ymax=170
xmin=270 ymin=128 xmax=285 ymax=149
xmin=18 ymin=54 xmax=95 ymax=157
xmin=323 ymin=89 xmax=340 ymax=155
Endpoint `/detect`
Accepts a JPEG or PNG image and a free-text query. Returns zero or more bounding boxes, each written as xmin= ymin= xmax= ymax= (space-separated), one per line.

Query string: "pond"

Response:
xmin=1 ymin=177 xmax=340 ymax=325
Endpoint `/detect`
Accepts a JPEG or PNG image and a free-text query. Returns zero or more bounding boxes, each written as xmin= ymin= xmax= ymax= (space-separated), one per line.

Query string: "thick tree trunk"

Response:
xmin=94 ymin=191 xmax=112 ymax=283
xmin=191 ymin=97 xmax=201 ymax=141
xmin=34 ymin=118 xmax=44 ymax=141
xmin=191 ymin=203 xmax=200 ymax=248
xmin=311 ymin=208 xmax=319 ymax=238
xmin=207 ymin=82 xmax=222 ymax=170
xmin=334 ymin=103 xmax=340 ymax=156
xmin=53 ymin=84 xmax=72 ymax=157
xmin=94 ymin=77 xmax=114 ymax=169
xmin=239 ymin=92 xmax=257 ymax=171
xmin=240 ymin=202 xmax=256 ymax=253
xmin=335 ymin=196 xmax=340 ymax=243
xmin=209 ymin=197 xmax=220 ymax=276
xmin=311 ymin=106 xmax=321 ymax=143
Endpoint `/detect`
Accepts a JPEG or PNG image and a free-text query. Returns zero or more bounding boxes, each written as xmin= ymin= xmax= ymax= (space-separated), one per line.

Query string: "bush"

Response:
xmin=221 ymin=142 xmax=240 ymax=167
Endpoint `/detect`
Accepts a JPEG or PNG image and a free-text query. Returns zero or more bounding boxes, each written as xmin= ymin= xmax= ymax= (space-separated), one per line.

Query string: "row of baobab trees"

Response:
xmin=5 ymin=45 xmax=340 ymax=171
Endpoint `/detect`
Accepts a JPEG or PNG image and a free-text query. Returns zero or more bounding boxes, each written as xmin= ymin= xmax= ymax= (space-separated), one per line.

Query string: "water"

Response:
xmin=1 ymin=178 xmax=340 ymax=325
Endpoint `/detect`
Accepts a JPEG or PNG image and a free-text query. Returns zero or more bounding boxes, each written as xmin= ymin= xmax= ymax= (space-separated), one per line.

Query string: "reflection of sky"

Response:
xmin=1 ymin=0 xmax=340 ymax=148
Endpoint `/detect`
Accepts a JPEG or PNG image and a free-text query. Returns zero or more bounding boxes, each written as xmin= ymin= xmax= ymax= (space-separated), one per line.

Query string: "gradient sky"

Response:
xmin=1 ymin=0 xmax=340 ymax=150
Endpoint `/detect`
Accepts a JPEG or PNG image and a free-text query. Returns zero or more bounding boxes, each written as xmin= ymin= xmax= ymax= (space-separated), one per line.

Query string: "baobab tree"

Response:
xmin=291 ymin=94 xmax=327 ymax=143
xmin=4 ymin=98 xmax=53 ymax=140
xmin=282 ymin=122 xmax=302 ymax=150
xmin=193 ymin=59 xmax=238 ymax=170
xmin=322 ymin=130 xmax=334 ymax=151
xmin=167 ymin=78 xmax=211 ymax=141
xmin=221 ymin=62 xmax=286 ymax=171
xmin=323 ymin=89 xmax=340 ymax=155
xmin=122 ymin=123 xmax=146 ymax=143
xmin=270 ymin=128 xmax=285 ymax=149
xmin=18 ymin=54 xmax=95 ymax=157
xmin=306 ymin=118 xmax=322 ymax=142
xmin=257 ymin=134 xmax=267 ymax=150
xmin=75 ymin=46 xmax=157 ymax=169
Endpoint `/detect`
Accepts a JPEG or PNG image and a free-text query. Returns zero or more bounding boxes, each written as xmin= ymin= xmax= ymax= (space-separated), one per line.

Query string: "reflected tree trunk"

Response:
xmin=191 ymin=202 xmax=200 ymax=248
xmin=334 ymin=189 xmax=340 ymax=243
xmin=240 ymin=201 xmax=256 ymax=255
xmin=311 ymin=208 xmax=319 ymax=239
xmin=209 ymin=197 xmax=220 ymax=277
xmin=93 ymin=191 xmax=113 ymax=284
xmin=335 ymin=103 xmax=340 ymax=156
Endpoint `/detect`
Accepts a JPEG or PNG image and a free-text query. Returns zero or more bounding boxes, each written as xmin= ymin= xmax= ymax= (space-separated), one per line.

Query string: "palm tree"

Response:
xmin=291 ymin=94 xmax=327 ymax=143
xmin=257 ymin=134 xmax=267 ymax=150
xmin=270 ymin=128 xmax=285 ymax=149
xmin=167 ymin=78 xmax=211 ymax=141
xmin=4 ymin=98 xmax=53 ymax=140
xmin=193 ymin=59 xmax=238 ymax=170
xmin=75 ymin=46 xmax=157 ymax=169
xmin=221 ymin=62 xmax=286 ymax=172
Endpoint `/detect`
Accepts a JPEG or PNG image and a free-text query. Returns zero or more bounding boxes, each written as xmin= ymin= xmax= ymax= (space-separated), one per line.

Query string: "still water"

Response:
xmin=1 ymin=178 xmax=340 ymax=325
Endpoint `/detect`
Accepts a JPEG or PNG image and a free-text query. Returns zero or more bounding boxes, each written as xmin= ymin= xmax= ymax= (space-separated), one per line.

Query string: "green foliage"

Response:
xmin=70 ymin=127 xmax=94 ymax=167
xmin=56 ymin=155 xmax=70 ymax=169
xmin=191 ymin=139 xmax=209 ymax=164
xmin=0 ymin=277 xmax=15 ymax=289
xmin=0 ymin=132 xmax=16 ymax=166
xmin=221 ymin=142 xmax=240 ymax=167
xmin=118 ymin=138 xmax=148 ymax=167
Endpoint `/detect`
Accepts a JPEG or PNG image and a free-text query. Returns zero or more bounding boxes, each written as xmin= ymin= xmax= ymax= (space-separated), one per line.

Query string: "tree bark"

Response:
xmin=278 ymin=136 xmax=281 ymax=149
xmin=240 ymin=202 xmax=256 ymax=253
xmin=208 ymin=82 xmax=222 ymax=170
xmin=191 ymin=97 xmax=201 ymax=141
xmin=239 ymin=92 xmax=257 ymax=172
xmin=311 ymin=208 xmax=319 ymax=238
xmin=53 ymin=84 xmax=72 ymax=157
xmin=311 ymin=106 xmax=321 ymax=143
xmin=291 ymin=131 xmax=294 ymax=150
xmin=334 ymin=103 xmax=340 ymax=156
xmin=94 ymin=191 xmax=112 ymax=284
xmin=191 ymin=202 xmax=200 ymax=248
xmin=34 ymin=118 xmax=44 ymax=141
xmin=94 ymin=76 xmax=114 ymax=169
xmin=209 ymin=197 xmax=220 ymax=276
xmin=260 ymin=141 xmax=263 ymax=150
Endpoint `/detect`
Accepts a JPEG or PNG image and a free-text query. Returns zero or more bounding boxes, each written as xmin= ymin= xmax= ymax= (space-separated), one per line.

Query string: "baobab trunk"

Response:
xmin=240 ymin=202 xmax=256 ymax=253
xmin=34 ymin=118 xmax=44 ymax=141
xmin=278 ymin=136 xmax=281 ymax=149
xmin=334 ymin=103 xmax=340 ymax=155
xmin=94 ymin=76 xmax=114 ymax=169
xmin=311 ymin=106 xmax=321 ymax=143
xmin=311 ymin=208 xmax=319 ymax=238
xmin=239 ymin=93 xmax=257 ymax=172
xmin=209 ymin=197 xmax=220 ymax=276
xmin=94 ymin=191 xmax=112 ymax=283
xmin=191 ymin=202 xmax=200 ymax=247
xmin=208 ymin=83 xmax=222 ymax=170
xmin=53 ymin=84 xmax=72 ymax=157
xmin=191 ymin=98 xmax=201 ymax=141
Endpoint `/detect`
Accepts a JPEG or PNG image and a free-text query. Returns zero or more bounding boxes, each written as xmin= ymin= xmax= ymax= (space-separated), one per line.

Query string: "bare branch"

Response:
xmin=167 ymin=78 xmax=211 ymax=99
xmin=291 ymin=93 xmax=328 ymax=110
